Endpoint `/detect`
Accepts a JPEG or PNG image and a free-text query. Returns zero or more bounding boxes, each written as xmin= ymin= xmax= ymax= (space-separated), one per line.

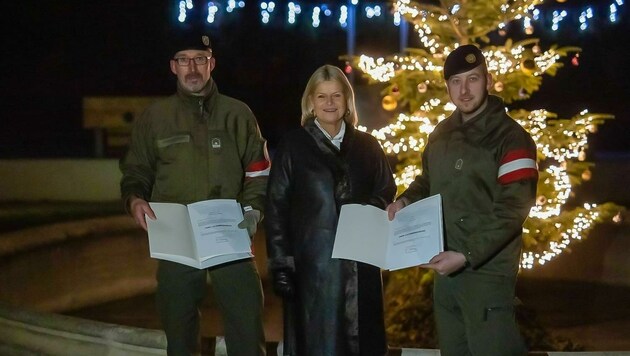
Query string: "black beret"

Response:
xmin=168 ymin=29 xmax=212 ymax=56
xmin=443 ymin=44 xmax=486 ymax=80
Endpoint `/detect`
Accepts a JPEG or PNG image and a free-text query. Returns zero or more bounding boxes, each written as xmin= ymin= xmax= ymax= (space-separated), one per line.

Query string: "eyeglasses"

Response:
xmin=173 ymin=55 xmax=212 ymax=66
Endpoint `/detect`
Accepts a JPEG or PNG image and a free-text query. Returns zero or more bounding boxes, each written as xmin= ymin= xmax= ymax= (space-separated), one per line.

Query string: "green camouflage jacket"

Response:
xmin=400 ymin=95 xmax=537 ymax=276
xmin=120 ymin=79 xmax=269 ymax=212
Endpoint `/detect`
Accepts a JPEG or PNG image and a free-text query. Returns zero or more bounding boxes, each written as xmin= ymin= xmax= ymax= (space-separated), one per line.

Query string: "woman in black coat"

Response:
xmin=265 ymin=65 xmax=396 ymax=355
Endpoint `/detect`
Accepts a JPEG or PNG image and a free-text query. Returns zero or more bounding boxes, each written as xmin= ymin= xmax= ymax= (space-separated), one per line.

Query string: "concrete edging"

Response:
xmin=0 ymin=303 xmax=166 ymax=355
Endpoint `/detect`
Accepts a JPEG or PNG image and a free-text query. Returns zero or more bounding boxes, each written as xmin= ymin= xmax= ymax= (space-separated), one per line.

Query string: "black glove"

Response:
xmin=272 ymin=269 xmax=295 ymax=298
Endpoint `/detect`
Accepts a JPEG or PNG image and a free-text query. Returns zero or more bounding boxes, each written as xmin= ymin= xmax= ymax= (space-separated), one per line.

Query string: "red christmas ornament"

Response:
xmin=391 ymin=85 xmax=400 ymax=97
xmin=571 ymin=54 xmax=580 ymax=67
xmin=344 ymin=64 xmax=353 ymax=74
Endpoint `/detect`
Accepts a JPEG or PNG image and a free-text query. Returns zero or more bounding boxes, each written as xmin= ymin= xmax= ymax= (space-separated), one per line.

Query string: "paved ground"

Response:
xmin=516 ymin=278 xmax=630 ymax=351
xmin=66 ymin=276 xmax=630 ymax=353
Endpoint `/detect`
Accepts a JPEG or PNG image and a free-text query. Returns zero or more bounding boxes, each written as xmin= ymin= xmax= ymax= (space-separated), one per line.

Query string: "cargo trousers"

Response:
xmin=156 ymin=259 xmax=266 ymax=355
xmin=433 ymin=271 xmax=527 ymax=356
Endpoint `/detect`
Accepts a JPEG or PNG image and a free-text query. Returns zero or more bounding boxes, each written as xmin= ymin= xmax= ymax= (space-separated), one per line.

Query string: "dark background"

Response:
xmin=1 ymin=0 xmax=628 ymax=158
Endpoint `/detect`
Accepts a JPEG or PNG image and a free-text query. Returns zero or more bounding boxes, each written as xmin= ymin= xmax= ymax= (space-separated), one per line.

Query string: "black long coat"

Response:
xmin=265 ymin=119 xmax=396 ymax=355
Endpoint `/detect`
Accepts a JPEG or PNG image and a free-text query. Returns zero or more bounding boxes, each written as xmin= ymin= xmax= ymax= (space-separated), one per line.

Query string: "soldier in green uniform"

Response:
xmin=120 ymin=30 xmax=269 ymax=355
xmin=387 ymin=44 xmax=538 ymax=355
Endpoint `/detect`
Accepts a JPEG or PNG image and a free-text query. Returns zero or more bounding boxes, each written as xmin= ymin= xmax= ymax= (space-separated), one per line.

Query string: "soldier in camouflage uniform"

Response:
xmin=387 ymin=45 xmax=538 ymax=356
xmin=120 ymin=30 xmax=269 ymax=356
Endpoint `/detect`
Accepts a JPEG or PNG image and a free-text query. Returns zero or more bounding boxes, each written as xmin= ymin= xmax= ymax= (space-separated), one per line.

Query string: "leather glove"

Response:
xmin=272 ymin=269 xmax=295 ymax=298
xmin=237 ymin=209 xmax=261 ymax=237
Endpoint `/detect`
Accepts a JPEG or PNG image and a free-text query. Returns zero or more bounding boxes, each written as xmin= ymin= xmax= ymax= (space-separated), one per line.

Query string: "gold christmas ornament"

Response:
xmin=494 ymin=81 xmax=504 ymax=92
xmin=382 ymin=95 xmax=397 ymax=111
xmin=612 ymin=212 xmax=622 ymax=223
xmin=536 ymin=195 xmax=547 ymax=205
xmin=417 ymin=82 xmax=428 ymax=93
xmin=581 ymin=169 xmax=592 ymax=181
xmin=588 ymin=125 xmax=598 ymax=133
xmin=520 ymin=58 xmax=536 ymax=75
xmin=557 ymin=0 xmax=567 ymax=3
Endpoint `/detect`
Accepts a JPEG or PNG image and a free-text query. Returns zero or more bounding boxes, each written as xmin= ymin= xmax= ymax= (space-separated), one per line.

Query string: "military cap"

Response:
xmin=443 ymin=44 xmax=486 ymax=80
xmin=168 ymin=28 xmax=212 ymax=56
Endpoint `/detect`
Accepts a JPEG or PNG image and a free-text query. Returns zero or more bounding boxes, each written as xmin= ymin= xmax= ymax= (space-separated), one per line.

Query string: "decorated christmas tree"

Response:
xmin=347 ymin=0 xmax=624 ymax=348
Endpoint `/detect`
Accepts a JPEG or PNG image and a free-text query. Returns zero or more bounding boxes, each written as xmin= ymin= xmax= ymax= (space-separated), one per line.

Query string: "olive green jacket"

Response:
xmin=120 ymin=79 xmax=269 ymax=212
xmin=400 ymin=96 xmax=537 ymax=276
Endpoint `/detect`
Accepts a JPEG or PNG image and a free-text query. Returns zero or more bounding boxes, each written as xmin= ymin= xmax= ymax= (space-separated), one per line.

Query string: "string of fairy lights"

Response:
xmin=357 ymin=43 xmax=562 ymax=82
xmin=515 ymin=109 xmax=620 ymax=268
xmin=177 ymin=0 xmax=625 ymax=33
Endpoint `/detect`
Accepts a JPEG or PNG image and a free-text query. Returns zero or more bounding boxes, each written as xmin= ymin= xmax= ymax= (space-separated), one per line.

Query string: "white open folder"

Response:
xmin=332 ymin=194 xmax=444 ymax=271
xmin=146 ymin=199 xmax=252 ymax=269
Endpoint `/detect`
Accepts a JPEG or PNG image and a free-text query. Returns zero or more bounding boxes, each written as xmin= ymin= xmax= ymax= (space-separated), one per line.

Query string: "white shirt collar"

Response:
xmin=315 ymin=119 xmax=346 ymax=149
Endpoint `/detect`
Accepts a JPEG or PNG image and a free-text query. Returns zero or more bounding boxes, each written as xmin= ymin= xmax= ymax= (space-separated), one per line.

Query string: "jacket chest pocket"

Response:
xmin=153 ymin=134 xmax=194 ymax=200
xmin=156 ymin=134 xmax=191 ymax=163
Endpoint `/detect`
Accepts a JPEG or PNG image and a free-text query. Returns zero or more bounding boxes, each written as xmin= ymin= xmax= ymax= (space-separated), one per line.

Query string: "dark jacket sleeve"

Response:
xmin=460 ymin=128 xmax=538 ymax=268
xmin=398 ymin=144 xmax=431 ymax=204
xmin=119 ymin=108 xmax=156 ymax=211
xmin=264 ymin=138 xmax=294 ymax=272
xmin=239 ymin=109 xmax=270 ymax=213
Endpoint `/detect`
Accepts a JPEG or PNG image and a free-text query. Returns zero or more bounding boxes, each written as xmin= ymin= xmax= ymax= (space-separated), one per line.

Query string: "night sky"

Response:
xmin=1 ymin=0 xmax=628 ymax=158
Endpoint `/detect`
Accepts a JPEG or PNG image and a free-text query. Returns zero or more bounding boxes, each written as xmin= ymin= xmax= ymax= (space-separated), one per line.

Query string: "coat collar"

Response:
xmin=315 ymin=119 xmax=346 ymax=149
xmin=303 ymin=118 xmax=355 ymax=156
xmin=175 ymin=77 xmax=218 ymax=106
xmin=303 ymin=117 xmax=355 ymax=207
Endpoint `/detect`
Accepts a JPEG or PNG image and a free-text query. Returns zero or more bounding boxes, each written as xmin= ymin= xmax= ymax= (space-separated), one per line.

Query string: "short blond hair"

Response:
xmin=300 ymin=65 xmax=358 ymax=127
